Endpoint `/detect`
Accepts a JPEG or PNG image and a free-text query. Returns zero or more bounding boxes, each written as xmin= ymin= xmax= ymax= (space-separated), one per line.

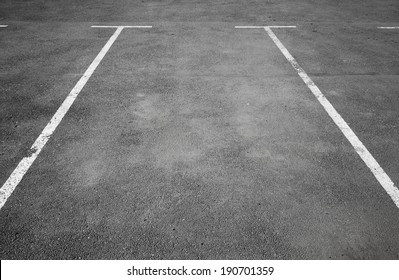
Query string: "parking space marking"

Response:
xmin=378 ymin=27 xmax=399 ymax=29
xmin=0 ymin=25 xmax=8 ymax=27
xmin=0 ymin=26 xmax=152 ymax=210
xmin=236 ymin=26 xmax=399 ymax=208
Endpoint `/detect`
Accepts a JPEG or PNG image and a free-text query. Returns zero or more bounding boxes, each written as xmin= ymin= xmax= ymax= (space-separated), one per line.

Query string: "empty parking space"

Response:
xmin=0 ymin=1 xmax=399 ymax=260
xmin=0 ymin=24 xmax=125 ymax=188
xmin=0 ymin=25 xmax=151 ymax=209
xmin=272 ymin=25 xmax=399 ymax=187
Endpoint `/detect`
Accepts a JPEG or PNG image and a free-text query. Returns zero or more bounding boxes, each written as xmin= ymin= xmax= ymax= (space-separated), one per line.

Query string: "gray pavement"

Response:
xmin=0 ymin=0 xmax=399 ymax=259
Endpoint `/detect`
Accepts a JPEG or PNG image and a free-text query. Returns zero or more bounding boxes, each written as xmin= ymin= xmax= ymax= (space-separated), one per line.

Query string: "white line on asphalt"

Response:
xmin=261 ymin=26 xmax=399 ymax=208
xmin=235 ymin=26 xmax=296 ymax=29
xmin=0 ymin=26 xmax=151 ymax=210
xmin=377 ymin=27 xmax=399 ymax=29
xmin=92 ymin=25 xmax=152 ymax=28
xmin=0 ymin=25 xmax=8 ymax=27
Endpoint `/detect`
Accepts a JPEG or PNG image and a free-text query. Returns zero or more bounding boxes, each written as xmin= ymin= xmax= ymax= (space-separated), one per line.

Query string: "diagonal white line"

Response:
xmin=263 ymin=27 xmax=399 ymax=208
xmin=0 ymin=27 xmax=125 ymax=210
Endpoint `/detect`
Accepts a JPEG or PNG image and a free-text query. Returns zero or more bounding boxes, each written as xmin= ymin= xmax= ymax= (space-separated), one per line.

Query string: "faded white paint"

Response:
xmin=262 ymin=26 xmax=399 ymax=208
xmin=0 ymin=26 xmax=152 ymax=210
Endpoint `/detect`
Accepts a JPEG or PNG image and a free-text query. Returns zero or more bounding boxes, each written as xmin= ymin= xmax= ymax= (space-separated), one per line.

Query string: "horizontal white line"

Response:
xmin=91 ymin=25 xmax=152 ymax=28
xmin=235 ymin=26 xmax=296 ymax=29
xmin=0 ymin=25 xmax=8 ymax=27
xmin=378 ymin=27 xmax=399 ymax=29
xmin=0 ymin=27 xmax=125 ymax=210
xmin=264 ymin=26 xmax=399 ymax=209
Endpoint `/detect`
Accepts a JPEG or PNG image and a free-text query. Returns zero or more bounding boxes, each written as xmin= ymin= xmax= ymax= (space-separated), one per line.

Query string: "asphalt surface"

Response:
xmin=0 ymin=0 xmax=399 ymax=259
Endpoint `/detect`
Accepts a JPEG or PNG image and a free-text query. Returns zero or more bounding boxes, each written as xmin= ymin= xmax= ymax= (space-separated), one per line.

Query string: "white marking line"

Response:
xmin=0 ymin=26 xmax=151 ymax=210
xmin=235 ymin=26 xmax=296 ymax=29
xmin=0 ymin=25 xmax=8 ymax=27
xmin=261 ymin=26 xmax=399 ymax=208
xmin=378 ymin=27 xmax=399 ymax=29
